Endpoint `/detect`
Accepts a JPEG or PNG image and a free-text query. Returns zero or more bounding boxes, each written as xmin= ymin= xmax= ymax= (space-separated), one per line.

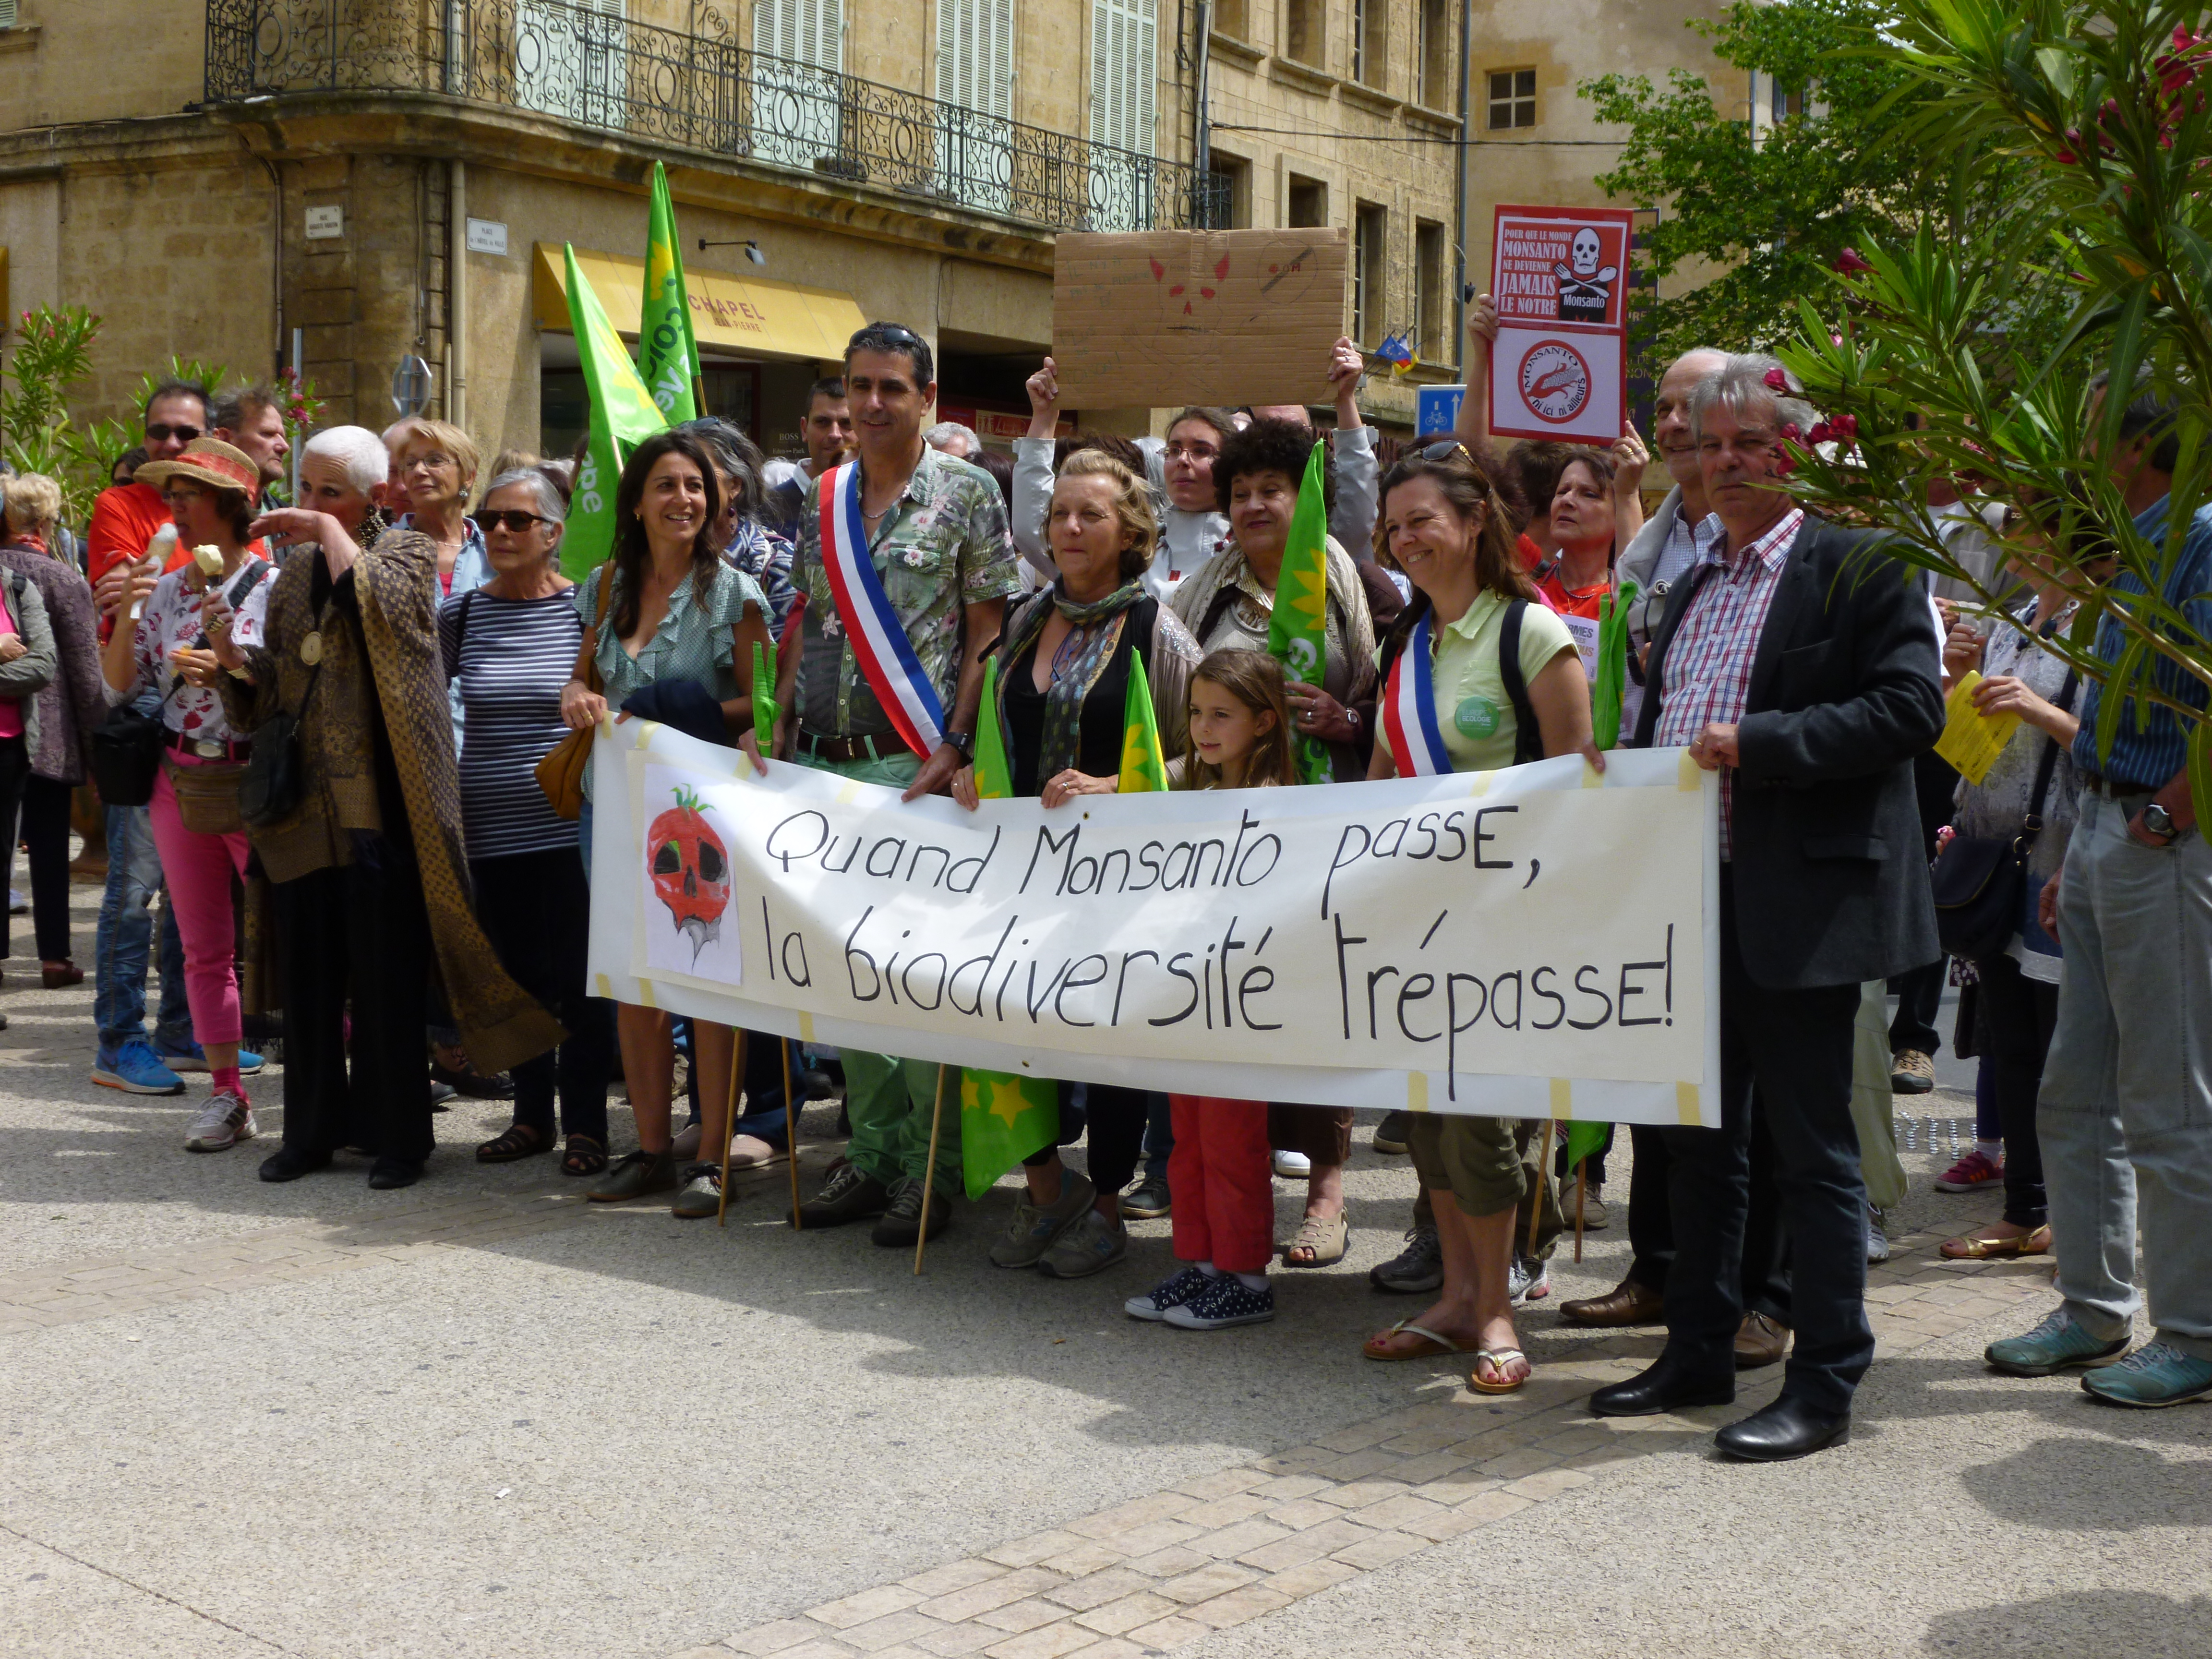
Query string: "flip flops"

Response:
xmin=1363 ymin=1319 xmax=1473 ymax=1361
xmin=1469 ymin=1348 xmax=1530 ymax=1395
xmin=1939 ymin=1223 xmax=2052 ymax=1260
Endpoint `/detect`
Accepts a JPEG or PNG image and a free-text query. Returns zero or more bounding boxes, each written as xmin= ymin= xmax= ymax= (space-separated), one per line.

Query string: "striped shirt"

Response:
xmin=439 ymin=587 xmax=583 ymax=859
xmin=1654 ymin=508 xmax=1804 ymax=861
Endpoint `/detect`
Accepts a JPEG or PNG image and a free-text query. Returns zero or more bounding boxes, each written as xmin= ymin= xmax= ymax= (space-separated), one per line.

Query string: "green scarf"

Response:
xmin=995 ymin=578 xmax=1146 ymax=788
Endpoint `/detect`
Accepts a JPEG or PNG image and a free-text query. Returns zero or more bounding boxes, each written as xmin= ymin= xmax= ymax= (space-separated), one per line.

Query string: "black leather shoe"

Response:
xmin=367 ymin=1157 xmax=425 ymax=1190
xmin=259 ymin=1145 xmax=332 ymax=1183
xmin=1714 ymin=1396 xmax=1851 ymax=1462
xmin=1589 ymin=1358 xmax=1735 ymax=1418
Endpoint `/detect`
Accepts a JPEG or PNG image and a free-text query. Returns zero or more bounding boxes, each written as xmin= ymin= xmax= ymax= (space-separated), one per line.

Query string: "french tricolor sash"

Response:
xmin=815 ymin=460 xmax=946 ymax=759
xmin=1381 ymin=610 xmax=1453 ymax=777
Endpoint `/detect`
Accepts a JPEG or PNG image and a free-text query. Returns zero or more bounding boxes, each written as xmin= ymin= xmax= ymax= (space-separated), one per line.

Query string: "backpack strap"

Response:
xmin=1498 ymin=599 xmax=1544 ymax=765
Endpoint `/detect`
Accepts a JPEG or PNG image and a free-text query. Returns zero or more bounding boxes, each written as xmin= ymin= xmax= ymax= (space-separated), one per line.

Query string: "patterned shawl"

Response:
xmin=992 ymin=577 xmax=1147 ymax=786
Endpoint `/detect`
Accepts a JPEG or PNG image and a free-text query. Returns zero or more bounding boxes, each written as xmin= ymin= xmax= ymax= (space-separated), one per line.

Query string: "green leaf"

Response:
xmin=2190 ymin=719 xmax=2212 ymax=848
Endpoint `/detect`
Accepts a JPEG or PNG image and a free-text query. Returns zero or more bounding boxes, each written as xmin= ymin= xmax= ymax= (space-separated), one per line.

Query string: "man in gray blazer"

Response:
xmin=1593 ymin=354 xmax=1945 ymax=1460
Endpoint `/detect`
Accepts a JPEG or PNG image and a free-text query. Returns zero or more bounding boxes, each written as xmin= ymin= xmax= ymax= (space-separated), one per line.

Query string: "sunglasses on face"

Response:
xmin=145 ymin=423 xmax=202 ymax=444
xmin=471 ymin=509 xmax=555 ymax=533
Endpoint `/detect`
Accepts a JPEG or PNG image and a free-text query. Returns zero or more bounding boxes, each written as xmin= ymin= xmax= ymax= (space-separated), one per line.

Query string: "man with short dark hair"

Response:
xmin=87 ymin=380 xmax=207 ymax=596
xmin=1984 ymin=382 xmax=2212 ymax=1407
xmin=1597 ymin=353 xmax=1944 ymax=1461
xmin=763 ymin=376 xmax=854 ymax=538
xmin=763 ymin=323 xmax=1017 ymax=1248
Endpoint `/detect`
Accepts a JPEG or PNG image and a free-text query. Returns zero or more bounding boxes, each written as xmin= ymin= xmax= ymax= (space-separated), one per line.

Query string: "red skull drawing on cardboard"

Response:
xmin=648 ymin=785 xmax=730 ymax=965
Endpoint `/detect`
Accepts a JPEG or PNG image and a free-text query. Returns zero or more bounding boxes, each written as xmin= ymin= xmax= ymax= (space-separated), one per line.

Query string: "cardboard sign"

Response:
xmin=1051 ymin=229 xmax=1349 ymax=410
xmin=1488 ymin=205 xmax=1636 ymax=445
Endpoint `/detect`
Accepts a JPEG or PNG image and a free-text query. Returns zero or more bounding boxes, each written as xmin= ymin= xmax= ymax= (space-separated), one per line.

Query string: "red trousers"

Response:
xmin=1167 ymin=1095 xmax=1274 ymax=1274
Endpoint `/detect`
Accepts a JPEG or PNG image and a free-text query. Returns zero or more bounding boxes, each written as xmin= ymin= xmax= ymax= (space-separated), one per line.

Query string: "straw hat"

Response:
xmin=134 ymin=437 xmax=261 ymax=504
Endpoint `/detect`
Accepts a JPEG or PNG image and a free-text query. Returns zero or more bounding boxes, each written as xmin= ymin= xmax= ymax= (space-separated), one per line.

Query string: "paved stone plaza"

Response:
xmin=3 ymin=891 xmax=2209 ymax=1659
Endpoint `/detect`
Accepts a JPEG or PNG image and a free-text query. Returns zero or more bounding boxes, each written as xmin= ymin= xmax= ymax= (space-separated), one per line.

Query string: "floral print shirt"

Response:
xmin=789 ymin=445 xmax=1021 ymax=740
xmin=123 ymin=557 xmax=274 ymax=746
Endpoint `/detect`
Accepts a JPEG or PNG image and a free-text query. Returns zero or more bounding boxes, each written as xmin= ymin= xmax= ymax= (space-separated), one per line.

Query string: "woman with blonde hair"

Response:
xmin=386 ymin=416 xmax=486 ymax=598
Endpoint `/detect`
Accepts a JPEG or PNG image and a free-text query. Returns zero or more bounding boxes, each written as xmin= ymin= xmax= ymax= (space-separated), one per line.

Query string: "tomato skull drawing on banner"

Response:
xmin=648 ymin=784 xmax=731 ymax=966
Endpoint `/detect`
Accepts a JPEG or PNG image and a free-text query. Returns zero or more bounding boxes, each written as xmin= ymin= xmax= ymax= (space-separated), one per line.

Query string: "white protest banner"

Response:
xmin=586 ymin=722 xmax=1722 ymax=1128
xmin=1488 ymin=204 xmax=1637 ymax=445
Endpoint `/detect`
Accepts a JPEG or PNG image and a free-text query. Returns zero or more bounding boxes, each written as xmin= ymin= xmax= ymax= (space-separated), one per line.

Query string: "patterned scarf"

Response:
xmin=995 ymin=577 xmax=1147 ymax=786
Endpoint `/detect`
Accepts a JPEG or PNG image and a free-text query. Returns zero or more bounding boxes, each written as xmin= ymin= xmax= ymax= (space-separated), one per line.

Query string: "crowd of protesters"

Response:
xmin=2 ymin=292 xmax=2205 ymax=1460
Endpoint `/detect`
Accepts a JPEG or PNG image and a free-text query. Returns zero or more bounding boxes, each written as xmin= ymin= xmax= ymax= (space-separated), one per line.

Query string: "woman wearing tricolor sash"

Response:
xmin=1358 ymin=440 xmax=1600 ymax=1396
xmin=952 ymin=452 xmax=1201 ymax=1279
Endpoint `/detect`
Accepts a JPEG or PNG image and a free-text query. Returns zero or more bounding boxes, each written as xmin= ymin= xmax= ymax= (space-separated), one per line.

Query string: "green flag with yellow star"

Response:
xmin=1266 ymin=439 xmax=1334 ymax=785
xmin=1118 ymin=650 xmax=1169 ymax=794
xmin=960 ymin=663 xmax=1061 ymax=1198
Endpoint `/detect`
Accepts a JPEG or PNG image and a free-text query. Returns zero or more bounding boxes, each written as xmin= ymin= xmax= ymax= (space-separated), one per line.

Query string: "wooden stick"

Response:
xmin=1570 ymin=1154 xmax=1587 ymax=1261
xmin=913 ymin=1063 xmax=950 ymax=1275
xmin=1526 ymin=1120 xmax=1553 ymax=1258
xmin=716 ymin=1028 xmax=745 ymax=1229
xmin=782 ymin=1036 xmax=803 ymax=1230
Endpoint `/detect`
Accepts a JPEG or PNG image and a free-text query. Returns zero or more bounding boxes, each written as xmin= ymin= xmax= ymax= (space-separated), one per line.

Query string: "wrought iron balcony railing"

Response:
xmin=205 ymin=0 xmax=1226 ymax=236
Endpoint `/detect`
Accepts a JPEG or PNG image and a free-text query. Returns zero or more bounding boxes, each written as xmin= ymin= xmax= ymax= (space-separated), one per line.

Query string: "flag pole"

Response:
xmin=1526 ymin=1121 xmax=1553 ymax=1258
xmin=716 ymin=1030 xmax=745 ymax=1228
xmin=914 ymin=1064 xmax=950 ymax=1275
xmin=1573 ymin=1156 xmax=1587 ymax=1262
xmin=782 ymin=1037 xmax=803 ymax=1230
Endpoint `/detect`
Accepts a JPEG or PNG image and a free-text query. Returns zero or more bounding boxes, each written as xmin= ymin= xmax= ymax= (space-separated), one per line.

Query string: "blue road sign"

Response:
xmin=1416 ymin=385 xmax=1466 ymax=437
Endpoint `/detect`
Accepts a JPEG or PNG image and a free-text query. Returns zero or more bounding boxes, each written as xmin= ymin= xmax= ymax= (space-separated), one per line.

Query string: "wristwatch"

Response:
xmin=2140 ymin=801 xmax=2180 ymax=843
xmin=943 ymin=730 xmax=975 ymax=761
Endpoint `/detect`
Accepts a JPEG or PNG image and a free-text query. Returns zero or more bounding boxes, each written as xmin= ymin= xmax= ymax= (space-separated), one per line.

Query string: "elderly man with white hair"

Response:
xmin=1592 ymin=354 xmax=1945 ymax=1461
xmin=924 ymin=420 xmax=982 ymax=459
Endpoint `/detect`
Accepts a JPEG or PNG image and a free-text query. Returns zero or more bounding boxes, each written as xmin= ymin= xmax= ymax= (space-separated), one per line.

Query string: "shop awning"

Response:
xmin=532 ymin=244 xmax=867 ymax=362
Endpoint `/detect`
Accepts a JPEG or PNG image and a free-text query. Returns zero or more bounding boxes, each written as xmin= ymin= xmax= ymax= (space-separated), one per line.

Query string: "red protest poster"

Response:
xmin=1487 ymin=204 xmax=1637 ymax=445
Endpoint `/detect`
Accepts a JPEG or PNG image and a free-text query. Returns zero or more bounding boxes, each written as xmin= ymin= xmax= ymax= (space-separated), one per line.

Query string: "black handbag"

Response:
xmin=89 ymin=701 xmax=165 ymax=806
xmin=238 ymin=659 xmax=321 ymax=830
xmin=1929 ymin=667 xmax=2077 ymax=962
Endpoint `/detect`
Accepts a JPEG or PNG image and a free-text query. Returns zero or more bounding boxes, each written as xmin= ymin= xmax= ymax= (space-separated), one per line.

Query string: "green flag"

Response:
xmin=1267 ymin=440 xmax=1334 ymax=786
xmin=638 ymin=162 xmax=699 ymax=424
xmin=1117 ymin=650 xmax=1169 ymax=794
xmin=1564 ymin=1120 xmax=1610 ymax=1175
xmin=1589 ymin=579 xmax=1638 ymax=754
xmin=751 ymin=640 xmax=780 ymax=753
xmin=960 ymin=655 xmax=1060 ymax=1198
xmin=562 ymin=243 xmax=668 ymax=579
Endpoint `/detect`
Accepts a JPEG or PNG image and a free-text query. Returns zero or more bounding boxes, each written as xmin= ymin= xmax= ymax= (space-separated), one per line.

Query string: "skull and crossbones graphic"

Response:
xmin=1554 ymin=228 xmax=1618 ymax=321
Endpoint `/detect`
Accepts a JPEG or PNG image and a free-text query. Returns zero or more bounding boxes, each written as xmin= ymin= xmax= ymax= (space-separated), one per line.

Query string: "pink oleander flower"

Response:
xmin=1828 ymin=412 xmax=1858 ymax=442
xmin=1831 ymin=248 xmax=1871 ymax=276
xmin=1780 ymin=422 xmax=1803 ymax=443
xmin=1764 ymin=367 xmax=1794 ymax=394
xmin=1807 ymin=421 xmax=1834 ymax=445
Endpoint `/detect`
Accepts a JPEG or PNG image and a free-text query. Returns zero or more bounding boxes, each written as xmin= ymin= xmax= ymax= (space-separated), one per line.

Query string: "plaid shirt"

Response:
xmin=1653 ymin=507 xmax=1804 ymax=860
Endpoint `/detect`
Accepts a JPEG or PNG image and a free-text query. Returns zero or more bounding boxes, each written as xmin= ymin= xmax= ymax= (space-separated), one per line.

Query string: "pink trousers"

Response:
xmin=1167 ymin=1095 xmax=1275 ymax=1274
xmin=148 ymin=764 xmax=250 ymax=1049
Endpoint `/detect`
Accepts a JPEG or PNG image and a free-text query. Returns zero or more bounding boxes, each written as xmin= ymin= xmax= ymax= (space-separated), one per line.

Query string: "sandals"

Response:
xmin=476 ymin=1123 xmax=553 ymax=1164
xmin=1363 ymin=1318 xmax=1474 ymax=1361
xmin=1940 ymin=1223 xmax=2052 ymax=1261
xmin=1468 ymin=1348 xmax=1531 ymax=1395
xmin=1282 ymin=1210 xmax=1349 ymax=1268
xmin=562 ymin=1135 xmax=608 ymax=1178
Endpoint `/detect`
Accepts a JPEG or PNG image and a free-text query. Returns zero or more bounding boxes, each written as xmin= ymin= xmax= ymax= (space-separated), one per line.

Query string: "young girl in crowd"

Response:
xmin=1124 ymin=649 xmax=1297 ymax=1330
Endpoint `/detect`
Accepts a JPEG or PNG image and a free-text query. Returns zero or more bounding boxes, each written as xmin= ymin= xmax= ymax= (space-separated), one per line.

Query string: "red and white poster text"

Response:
xmin=1488 ymin=204 xmax=1636 ymax=445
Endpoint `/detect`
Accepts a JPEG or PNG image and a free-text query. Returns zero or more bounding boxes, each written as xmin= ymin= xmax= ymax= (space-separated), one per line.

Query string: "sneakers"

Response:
xmin=587 ymin=1148 xmax=680 ymax=1203
xmin=871 ymin=1175 xmax=951 ymax=1247
xmin=1866 ymin=1205 xmax=1892 ymax=1264
xmin=1935 ymin=1148 xmax=2005 ymax=1192
xmin=1039 ymin=1205 xmax=1128 ymax=1278
xmin=1889 ymin=1048 xmax=1936 ymax=1094
xmin=1986 ymin=1309 xmax=2132 ymax=1378
xmin=92 ymin=1038 xmax=186 ymax=1096
xmin=1509 ymin=1255 xmax=1550 ymax=1305
xmin=152 ymin=1039 xmax=265 ymax=1077
xmin=797 ymin=1160 xmax=890 ymax=1228
xmin=2080 ymin=1341 xmax=2212 ymax=1408
xmin=1126 ymin=1264 xmax=1214 ymax=1321
xmin=671 ymin=1162 xmax=729 ymax=1220
xmin=1560 ymin=1176 xmax=1610 ymax=1229
xmin=1372 ymin=1111 xmax=1411 ymax=1154
xmin=1272 ymin=1149 xmax=1311 ymax=1179
xmin=990 ymin=1172 xmax=1095 ymax=1268
xmin=1164 ymin=1273 xmax=1276 ymax=1330
xmin=1121 ymin=1172 xmax=1172 ymax=1220
xmin=430 ymin=1057 xmax=515 ymax=1098
xmin=184 ymin=1091 xmax=256 ymax=1153
xmin=1369 ymin=1226 xmax=1444 ymax=1295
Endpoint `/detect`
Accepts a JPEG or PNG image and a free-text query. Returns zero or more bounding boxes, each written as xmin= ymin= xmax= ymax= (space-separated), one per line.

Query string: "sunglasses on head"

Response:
xmin=145 ymin=423 xmax=202 ymax=444
xmin=1416 ymin=439 xmax=1474 ymax=464
xmin=471 ymin=509 xmax=554 ymax=533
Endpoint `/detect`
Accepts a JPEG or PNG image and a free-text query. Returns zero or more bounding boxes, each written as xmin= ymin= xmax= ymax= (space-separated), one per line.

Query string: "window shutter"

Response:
xmin=755 ymin=0 xmax=842 ymax=69
xmin=936 ymin=0 xmax=1014 ymax=117
xmin=1089 ymin=0 xmax=1157 ymax=154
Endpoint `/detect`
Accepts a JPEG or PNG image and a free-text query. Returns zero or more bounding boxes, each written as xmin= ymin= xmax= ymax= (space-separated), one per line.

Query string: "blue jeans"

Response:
xmin=94 ymin=804 xmax=191 ymax=1051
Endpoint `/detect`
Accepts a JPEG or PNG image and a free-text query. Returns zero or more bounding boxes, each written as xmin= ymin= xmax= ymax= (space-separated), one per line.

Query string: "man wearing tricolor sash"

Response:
xmin=760 ymin=322 xmax=1021 ymax=1248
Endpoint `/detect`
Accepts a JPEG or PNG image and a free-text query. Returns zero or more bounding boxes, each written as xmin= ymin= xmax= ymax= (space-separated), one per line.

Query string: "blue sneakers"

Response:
xmin=1163 ymin=1273 xmax=1276 ymax=1330
xmin=91 ymin=1038 xmax=186 ymax=1096
xmin=1986 ymin=1309 xmax=2131 ymax=1378
xmin=153 ymin=1038 xmax=265 ymax=1077
xmin=2081 ymin=1341 xmax=2212 ymax=1408
xmin=1125 ymin=1264 xmax=1214 ymax=1322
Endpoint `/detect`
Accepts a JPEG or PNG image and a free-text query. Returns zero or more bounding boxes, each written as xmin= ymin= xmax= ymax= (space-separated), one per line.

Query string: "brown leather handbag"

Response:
xmin=534 ymin=565 xmax=613 ymax=821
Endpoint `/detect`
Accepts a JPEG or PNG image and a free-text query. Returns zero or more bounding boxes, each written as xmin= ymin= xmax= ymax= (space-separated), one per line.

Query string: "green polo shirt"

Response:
xmin=1374 ymin=590 xmax=1577 ymax=773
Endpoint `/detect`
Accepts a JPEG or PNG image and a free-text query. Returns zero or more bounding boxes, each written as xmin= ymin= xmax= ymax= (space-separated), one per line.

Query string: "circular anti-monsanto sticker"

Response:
xmin=1518 ymin=339 xmax=1593 ymax=425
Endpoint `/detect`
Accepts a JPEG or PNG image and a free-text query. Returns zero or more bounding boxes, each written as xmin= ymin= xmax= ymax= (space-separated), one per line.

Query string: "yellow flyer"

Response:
xmin=1935 ymin=670 xmax=2020 ymax=786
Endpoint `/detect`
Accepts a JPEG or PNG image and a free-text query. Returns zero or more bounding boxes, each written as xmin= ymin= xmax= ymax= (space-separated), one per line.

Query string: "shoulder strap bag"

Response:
xmin=534 ymin=566 xmax=612 ymax=822
xmin=1928 ymin=666 xmax=2080 ymax=962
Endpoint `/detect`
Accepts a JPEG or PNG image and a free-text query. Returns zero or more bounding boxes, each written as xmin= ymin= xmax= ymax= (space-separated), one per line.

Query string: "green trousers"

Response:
xmin=796 ymin=745 xmax=962 ymax=1189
